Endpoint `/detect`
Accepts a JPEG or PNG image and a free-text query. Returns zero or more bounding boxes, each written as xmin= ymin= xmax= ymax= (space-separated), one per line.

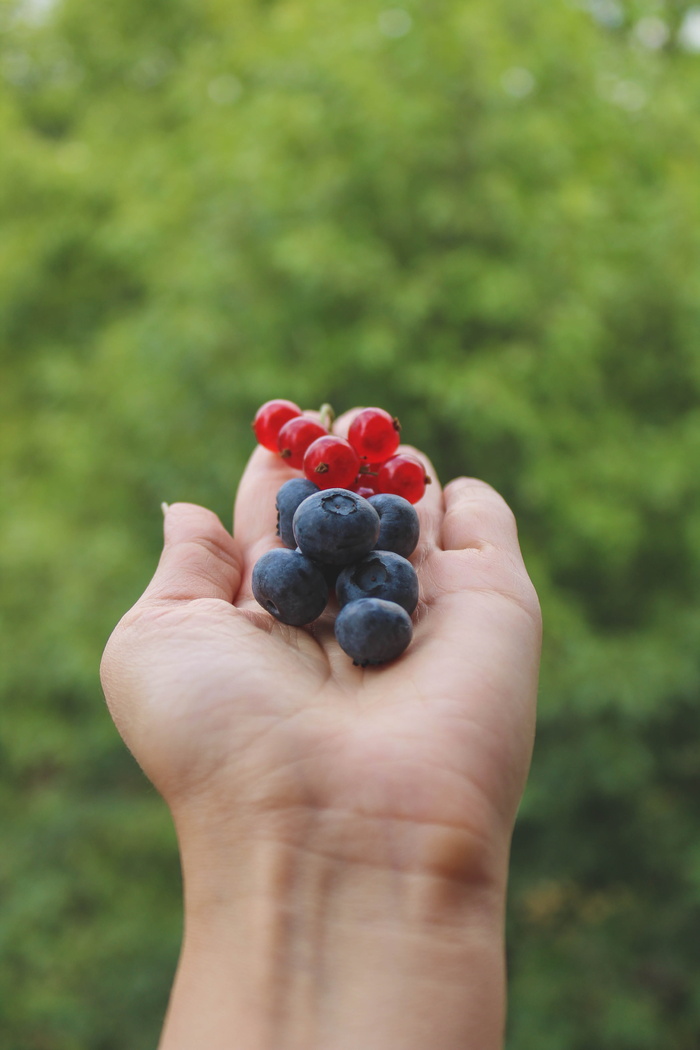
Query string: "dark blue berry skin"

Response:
xmin=334 ymin=598 xmax=413 ymax=666
xmin=368 ymin=494 xmax=420 ymax=559
xmin=252 ymin=548 xmax=329 ymax=626
xmin=276 ymin=478 xmax=320 ymax=549
xmin=336 ymin=551 xmax=419 ymax=615
xmin=293 ymin=488 xmax=380 ymax=565
xmin=294 ymin=547 xmax=341 ymax=589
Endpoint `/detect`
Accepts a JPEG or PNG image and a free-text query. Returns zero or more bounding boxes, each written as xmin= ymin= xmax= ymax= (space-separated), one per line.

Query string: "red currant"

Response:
xmin=377 ymin=454 xmax=430 ymax=504
xmin=347 ymin=407 xmax=401 ymax=463
xmin=303 ymin=436 xmax=360 ymax=490
xmin=277 ymin=417 xmax=327 ymax=469
xmin=252 ymin=399 xmax=302 ymax=452
xmin=351 ymin=483 xmax=378 ymax=500
xmin=354 ymin=464 xmax=382 ymax=494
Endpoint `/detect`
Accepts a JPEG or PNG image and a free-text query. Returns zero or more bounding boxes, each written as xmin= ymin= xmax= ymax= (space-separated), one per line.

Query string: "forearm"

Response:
xmin=159 ymin=815 xmax=509 ymax=1050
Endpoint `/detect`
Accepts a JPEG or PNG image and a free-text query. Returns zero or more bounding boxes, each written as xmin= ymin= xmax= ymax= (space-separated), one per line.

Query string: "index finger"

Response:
xmin=233 ymin=442 xmax=297 ymax=550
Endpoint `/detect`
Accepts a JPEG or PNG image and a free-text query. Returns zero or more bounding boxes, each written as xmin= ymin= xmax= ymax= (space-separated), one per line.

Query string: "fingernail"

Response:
xmin=161 ymin=502 xmax=170 ymax=517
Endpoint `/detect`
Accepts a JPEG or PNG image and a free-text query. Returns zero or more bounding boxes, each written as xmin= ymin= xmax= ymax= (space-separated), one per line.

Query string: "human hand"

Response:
xmin=100 ymin=410 xmax=541 ymax=1050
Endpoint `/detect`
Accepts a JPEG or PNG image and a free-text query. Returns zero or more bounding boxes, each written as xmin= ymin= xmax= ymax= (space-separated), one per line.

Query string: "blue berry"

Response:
xmin=276 ymin=478 xmax=320 ymax=548
xmin=334 ymin=598 xmax=413 ymax=666
xmin=336 ymin=551 xmax=419 ymax=615
xmin=368 ymin=493 xmax=420 ymax=559
xmin=294 ymin=547 xmax=341 ymax=589
xmin=252 ymin=548 xmax=329 ymax=625
xmin=293 ymin=488 xmax=380 ymax=565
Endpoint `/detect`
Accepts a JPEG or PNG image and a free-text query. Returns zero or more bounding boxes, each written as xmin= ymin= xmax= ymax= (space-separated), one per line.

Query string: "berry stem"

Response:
xmin=319 ymin=403 xmax=335 ymax=432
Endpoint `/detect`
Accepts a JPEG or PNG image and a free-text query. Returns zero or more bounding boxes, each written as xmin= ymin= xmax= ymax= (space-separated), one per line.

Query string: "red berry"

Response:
xmin=252 ymin=399 xmax=302 ymax=451
xmin=277 ymin=417 xmax=327 ymax=469
xmin=377 ymin=454 xmax=430 ymax=504
xmin=351 ymin=483 xmax=377 ymax=499
xmin=303 ymin=436 xmax=360 ymax=490
xmin=353 ymin=464 xmax=382 ymax=494
xmin=347 ymin=407 xmax=401 ymax=463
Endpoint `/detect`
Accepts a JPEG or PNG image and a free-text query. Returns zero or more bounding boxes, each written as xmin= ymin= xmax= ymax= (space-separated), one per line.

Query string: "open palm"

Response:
xmin=101 ymin=413 xmax=541 ymax=884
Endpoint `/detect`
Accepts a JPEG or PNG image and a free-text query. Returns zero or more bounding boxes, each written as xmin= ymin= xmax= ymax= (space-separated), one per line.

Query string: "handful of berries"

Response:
xmin=250 ymin=400 xmax=430 ymax=667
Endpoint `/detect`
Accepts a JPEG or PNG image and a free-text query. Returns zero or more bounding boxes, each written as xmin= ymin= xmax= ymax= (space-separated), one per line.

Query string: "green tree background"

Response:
xmin=2 ymin=0 xmax=700 ymax=1045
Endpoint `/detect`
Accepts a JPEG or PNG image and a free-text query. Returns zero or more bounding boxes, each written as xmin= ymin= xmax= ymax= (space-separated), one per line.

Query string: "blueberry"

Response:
xmin=334 ymin=598 xmax=413 ymax=666
xmin=336 ymin=551 xmax=419 ymax=615
xmin=294 ymin=546 xmax=341 ymax=590
xmin=293 ymin=488 xmax=380 ymax=565
xmin=275 ymin=478 xmax=320 ymax=548
xmin=368 ymin=494 xmax=420 ymax=559
xmin=252 ymin=548 xmax=329 ymax=625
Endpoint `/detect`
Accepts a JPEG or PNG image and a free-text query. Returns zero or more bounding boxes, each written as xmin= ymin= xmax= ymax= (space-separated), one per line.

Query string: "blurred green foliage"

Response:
xmin=1 ymin=0 xmax=700 ymax=1045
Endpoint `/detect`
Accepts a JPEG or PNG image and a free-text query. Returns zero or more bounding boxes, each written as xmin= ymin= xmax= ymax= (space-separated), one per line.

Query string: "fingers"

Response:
xmin=141 ymin=502 xmax=243 ymax=604
xmin=423 ymin=478 xmax=540 ymax=624
xmin=233 ymin=442 xmax=297 ymax=550
xmin=441 ymin=478 xmax=522 ymax=559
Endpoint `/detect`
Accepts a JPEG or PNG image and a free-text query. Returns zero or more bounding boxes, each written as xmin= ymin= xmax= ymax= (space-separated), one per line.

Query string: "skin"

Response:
xmin=100 ymin=409 xmax=542 ymax=1050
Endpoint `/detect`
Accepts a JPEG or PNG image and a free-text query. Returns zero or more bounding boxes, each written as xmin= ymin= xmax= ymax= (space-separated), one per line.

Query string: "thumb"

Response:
xmin=141 ymin=502 xmax=243 ymax=604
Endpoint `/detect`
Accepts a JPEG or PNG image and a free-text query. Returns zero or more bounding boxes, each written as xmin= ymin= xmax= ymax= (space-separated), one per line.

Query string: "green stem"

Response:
xmin=319 ymin=403 xmax=336 ymax=432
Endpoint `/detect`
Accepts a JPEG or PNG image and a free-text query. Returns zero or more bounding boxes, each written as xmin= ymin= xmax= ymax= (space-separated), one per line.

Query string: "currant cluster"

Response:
xmin=250 ymin=400 xmax=426 ymax=666
xmin=252 ymin=398 xmax=430 ymax=504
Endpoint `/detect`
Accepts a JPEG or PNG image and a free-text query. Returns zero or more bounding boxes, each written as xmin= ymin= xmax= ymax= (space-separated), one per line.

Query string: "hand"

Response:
xmin=100 ymin=410 xmax=541 ymax=1050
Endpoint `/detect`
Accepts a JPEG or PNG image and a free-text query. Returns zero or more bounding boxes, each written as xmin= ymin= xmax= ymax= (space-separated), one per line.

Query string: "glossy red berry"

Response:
xmin=277 ymin=417 xmax=327 ymax=469
xmin=353 ymin=464 xmax=382 ymax=494
xmin=348 ymin=407 xmax=401 ymax=463
xmin=303 ymin=436 xmax=360 ymax=490
xmin=252 ymin=399 xmax=302 ymax=451
xmin=377 ymin=454 xmax=430 ymax=504
xmin=351 ymin=483 xmax=378 ymax=500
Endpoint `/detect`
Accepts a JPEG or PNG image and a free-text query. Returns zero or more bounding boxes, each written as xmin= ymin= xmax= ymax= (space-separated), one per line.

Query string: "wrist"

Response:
xmin=160 ymin=805 xmax=510 ymax=1050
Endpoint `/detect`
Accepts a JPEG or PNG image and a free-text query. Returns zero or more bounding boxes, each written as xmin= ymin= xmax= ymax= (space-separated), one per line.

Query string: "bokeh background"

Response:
xmin=2 ymin=0 xmax=700 ymax=1045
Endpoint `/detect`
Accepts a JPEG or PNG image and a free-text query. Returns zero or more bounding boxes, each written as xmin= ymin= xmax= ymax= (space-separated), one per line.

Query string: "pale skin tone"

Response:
xmin=100 ymin=410 xmax=542 ymax=1050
